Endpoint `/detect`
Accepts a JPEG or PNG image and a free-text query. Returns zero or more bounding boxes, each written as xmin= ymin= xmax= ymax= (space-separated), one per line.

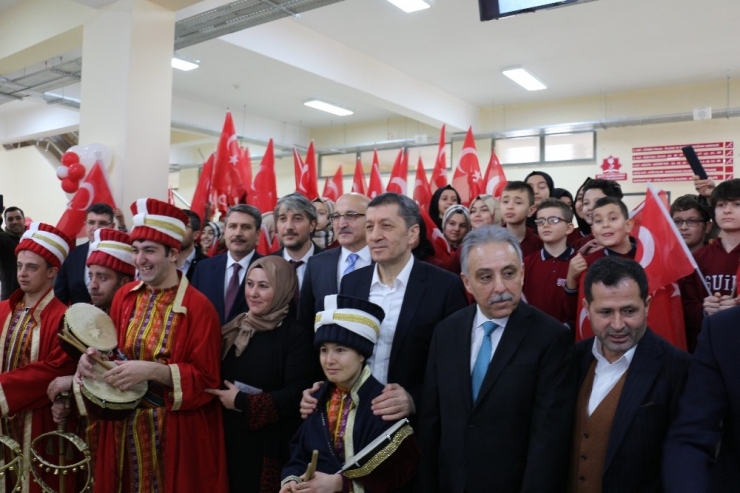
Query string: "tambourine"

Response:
xmin=0 ymin=434 xmax=23 ymax=492
xmin=80 ymin=363 xmax=148 ymax=421
xmin=30 ymin=430 xmax=91 ymax=492
xmin=59 ymin=304 xmax=117 ymax=360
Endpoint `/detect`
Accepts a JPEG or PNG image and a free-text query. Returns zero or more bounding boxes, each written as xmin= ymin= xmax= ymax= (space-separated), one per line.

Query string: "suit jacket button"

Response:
xmin=579 ymin=476 xmax=585 ymax=483
xmin=583 ymin=432 xmax=589 ymax=439
xmin=580 ymin=455 xmax=587 ymax=461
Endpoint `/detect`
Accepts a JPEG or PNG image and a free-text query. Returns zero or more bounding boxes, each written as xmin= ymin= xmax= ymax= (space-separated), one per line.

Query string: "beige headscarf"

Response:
xmin=472 ymin=194 xmax=504 ymax=227
xmin=221 ymin=256 xmax=297 ymax=359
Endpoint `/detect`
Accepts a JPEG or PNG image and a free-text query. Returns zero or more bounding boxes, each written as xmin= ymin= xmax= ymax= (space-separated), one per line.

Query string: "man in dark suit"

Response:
xmin=270 ymin=193 xmax=322 ymax=297
xmin=0 ymin=206 xmax=25 ymax=300
xmin=191 ymin=204 xmax=262 ymax=325
xmin=179 ymin=210 xmax=208 ymax=281
xmin=663 ymin=305 xmax=740 ymax=493
xmin=298 ymin=193 xmax=371 ymax=330
xmin=568 ymin=257 xmax=690 ymax=493
xmin=54 ymin=202 xmax=115 ymax=304
xmin=419 ymin=225 xmax=575 ymax=493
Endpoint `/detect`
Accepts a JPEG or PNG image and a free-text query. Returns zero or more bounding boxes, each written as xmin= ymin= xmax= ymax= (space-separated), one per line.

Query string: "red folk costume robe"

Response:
xmin=93 ymin=276 xmax=228 ymax=493
xmin=0 ymin=287 xmax=77 ymax=493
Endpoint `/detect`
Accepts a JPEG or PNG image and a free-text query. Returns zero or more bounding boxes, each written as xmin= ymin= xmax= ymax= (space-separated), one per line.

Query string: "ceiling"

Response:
xmin=2 ymin=0 xmax=740 ymax=133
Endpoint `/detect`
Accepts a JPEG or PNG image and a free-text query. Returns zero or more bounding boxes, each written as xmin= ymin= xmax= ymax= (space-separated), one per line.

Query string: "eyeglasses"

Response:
xmin=534 ymin=216 xmax=566 ymax=226
xmin=329 ymin=212 xmax=365 ymax=223
xmin=673 ymin=219 xmax=706 ymax=227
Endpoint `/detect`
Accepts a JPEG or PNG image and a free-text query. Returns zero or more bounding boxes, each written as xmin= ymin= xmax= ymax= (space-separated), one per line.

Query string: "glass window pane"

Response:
xmin=544 ymin=133 xmax=594 ymax=162
xmin=494 ymin=137 xmax=540 ymax=165
xmin=320 ymin=152 xmax=357 ymax=177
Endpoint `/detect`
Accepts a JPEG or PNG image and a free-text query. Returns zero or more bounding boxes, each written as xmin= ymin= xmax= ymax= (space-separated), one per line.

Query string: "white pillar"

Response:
xmin=79 ymin=0 xmax=175 ymax=209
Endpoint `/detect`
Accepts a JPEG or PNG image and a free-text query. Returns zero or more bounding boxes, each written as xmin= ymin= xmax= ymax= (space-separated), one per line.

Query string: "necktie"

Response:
xmin=224 ymin=263 xmax=242 ymax=319
xmin=343 ymin=253 xmax=359 ymax=276
xmin=471 ymin=321 xmax=498 ymax=402
xmin=289 ymin=259 xmax=305 ymax=305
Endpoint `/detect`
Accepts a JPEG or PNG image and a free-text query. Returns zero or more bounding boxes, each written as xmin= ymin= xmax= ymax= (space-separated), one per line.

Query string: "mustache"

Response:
xmin=488 ymin=293 xmax=514 ymax=304
xmin=338 ymin=227 xmax=354 ymax=234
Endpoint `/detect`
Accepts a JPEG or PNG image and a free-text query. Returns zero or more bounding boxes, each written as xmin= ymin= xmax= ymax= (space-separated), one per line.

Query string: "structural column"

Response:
xmin=79 ymin=0 xmax=176 ymax=208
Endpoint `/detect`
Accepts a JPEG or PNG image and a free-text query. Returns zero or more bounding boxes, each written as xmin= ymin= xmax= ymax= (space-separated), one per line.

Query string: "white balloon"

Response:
xmin=77 ymin=143 xmax=113 ymax=173
xmin=56 ymin=166 xmax=69 ymax=179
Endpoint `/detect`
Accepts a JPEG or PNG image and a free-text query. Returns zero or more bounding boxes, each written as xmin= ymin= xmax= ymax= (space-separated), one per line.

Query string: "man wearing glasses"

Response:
xmin=298 ymin=193 xmax=371 ymax=332
xmin=54 ymin=202 xmax=115 ymax=304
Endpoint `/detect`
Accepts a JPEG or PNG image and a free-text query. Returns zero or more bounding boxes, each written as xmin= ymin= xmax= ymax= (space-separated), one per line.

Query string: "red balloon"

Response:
xmin=61 ymin=152 xmax=79 ymax=166
xmin=61 ymin=178 xmax=79 ymax=194
xmin=68 ymin=163 xmax=85 ymax=181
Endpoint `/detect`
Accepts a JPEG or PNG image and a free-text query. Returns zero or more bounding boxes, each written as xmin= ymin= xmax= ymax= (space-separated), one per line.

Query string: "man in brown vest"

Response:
xmin=569 ymin=256 xmax=691 ymax=493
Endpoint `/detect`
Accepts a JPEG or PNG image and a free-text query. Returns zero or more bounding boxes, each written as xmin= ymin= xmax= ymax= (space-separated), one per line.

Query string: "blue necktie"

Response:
xmin=471 ymin=321 xmax=497 ymax=402
xmin=343 ymin=253 xmax=359 ymax=276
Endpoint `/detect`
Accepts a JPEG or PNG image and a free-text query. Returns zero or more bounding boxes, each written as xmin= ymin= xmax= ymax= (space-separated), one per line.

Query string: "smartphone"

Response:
xmin=682 ymin=146 xmax=708 ymax=180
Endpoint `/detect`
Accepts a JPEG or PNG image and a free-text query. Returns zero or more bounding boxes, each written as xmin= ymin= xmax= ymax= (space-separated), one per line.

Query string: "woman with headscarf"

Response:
xmin=552 ymin=188 xmax=574 ymax=208
xmin=469 ymin=194 xmax=503 ymax=228
xmin=525 ymin=171 xmax=555 ymax=229
xmin=428 ymin=185 xmax=461 ymax=230
xmin=280 ymin=295 xmax=419 ymax=493
xmin=206 ymin=256 xmax=316 ymax=493
xmin=442 ymin=205 xmax=471 ymax=250
xmin=200 ymin=221 xmax=223 ymax=256
xmin=311 ymin=197 xmax=336 ymax=250
xmin=568 ymin=177 xmax=593 ymax=246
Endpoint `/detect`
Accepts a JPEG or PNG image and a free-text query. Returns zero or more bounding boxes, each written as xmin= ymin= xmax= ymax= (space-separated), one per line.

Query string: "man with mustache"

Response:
xmin=568 ymin=256 xmax=690 ymax=493
xmin=419 ymin=225 xmax=575 ymax=493
xmin=191 ymin=204 xmax=263 ymax=324
xmin=298 ymin=193 xmax=371 ymax=331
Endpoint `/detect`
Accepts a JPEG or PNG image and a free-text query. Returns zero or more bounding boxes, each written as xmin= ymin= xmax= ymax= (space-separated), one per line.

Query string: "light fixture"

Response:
xmin=304 ymin=100 xmax=353 ymax=116
xmin=172 ymin=55 xmax=199 ymax=71
xmin=386 ymin=0 xmax=430 ymax=13
xmin=502 ymin=66 xmax=547 ymax=91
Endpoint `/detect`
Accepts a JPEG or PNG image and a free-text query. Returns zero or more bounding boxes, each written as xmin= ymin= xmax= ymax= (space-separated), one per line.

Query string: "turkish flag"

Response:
xmin=57 ymin=163 xmax=116 ymax=239
xmin=451 ymin=127 xmax=483 ymax=206
xmin=352 ymin=157 xmax=367 ymax=195
xmin=629 ymin=189 xmax=668 ymax=232
xmin=211 ymin=112 xmax=243 ymax=215
xmin=322 ymin=166 xmax=344 ymax=202
xmin=420 ymin=207 xmax=452 ymax=268
xmin=191 ymin=153 xmax=214 ymax=224
xmin=294 ymin=142 xmax=319 ymax=200
xmin=386 ymin=149 xmax=408 ymax=195
xmin=636 ymin=183 xmax=698 ymax=294
xmin=413 ymin=157 xmax=432 ymax=210
xmin=483 ymin=150 xmax=507 ymax=199
xmin=430 ymin=125 xmax=448 ymax=192
xmin=231 ymin=146 xmax=251 ymax=204
xmin=248 ymin=139 xmax=278 ymax=213
xmin=367 ymin=149 xmax=385 ymax=199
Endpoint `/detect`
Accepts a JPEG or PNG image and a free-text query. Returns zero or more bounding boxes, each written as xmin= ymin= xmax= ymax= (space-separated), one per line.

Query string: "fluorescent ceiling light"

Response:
xmin=304 ymin=100 xmax=353 ymax=116
xmin=502 ymin=67 xmax=547 ymax=91
xmin=172 ymin=56 xmax=199 ymax=71
xmin=387 ymin=0 xmax=430 ymax=13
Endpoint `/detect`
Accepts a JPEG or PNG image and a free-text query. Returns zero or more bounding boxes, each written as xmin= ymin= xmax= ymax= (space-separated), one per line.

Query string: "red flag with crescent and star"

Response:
xmin=322 ymin=166 xmax=344 ymax=202
xmin=294 ymin=142 xmax=319 ymax=200
xmin=56 ymin=162 xmax=116 ymax=239
xmin=352 ymin=157 xmax=367 ymax=195
xmin=248 ymin=139 xmax=278 ymax=213
xmin=386 ymin=149 xmax=408 ymax=195
xmin=211 ymin=112 xmax=243 ymax=215
xmin=483 ymin=149 xmax=507 ymax=199
xmin=413 ymin=157 xmax=432 ymax=210
xmin=430 ymin=125 xmax=448 ymax=192
xmin=367 ymin=150 xmax=385 ymax=199
xmin=451 ymin=127 xmax=483 ymax=206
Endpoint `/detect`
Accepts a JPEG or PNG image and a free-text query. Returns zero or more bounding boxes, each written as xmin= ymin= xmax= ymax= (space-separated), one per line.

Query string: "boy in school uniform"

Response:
xmin=523 ymin=198 xmax=576 ymax=323
xmin=572 ymin=179 xmax=624 ymax=252
xmin=681 ymin=179 xmax=740 ymax=351
xmin=501 ymin=181 xmax=543 ymax=258
xmin=564 ymin=197 xmax=636 ymax=326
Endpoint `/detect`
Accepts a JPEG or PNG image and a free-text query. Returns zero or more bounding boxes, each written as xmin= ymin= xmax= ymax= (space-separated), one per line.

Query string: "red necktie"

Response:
xmin=224 ymin=263 xmax=242 ymax=319
xmin=289 ymin=259 xmax=304 ymax=305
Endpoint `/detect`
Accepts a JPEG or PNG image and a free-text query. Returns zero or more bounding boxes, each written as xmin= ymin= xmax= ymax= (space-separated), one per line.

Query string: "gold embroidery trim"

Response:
xmin=144 ymin=217 xmax=186 ymax=237
xmin=97 ymin=241 xmax=132 ymax=253
xmin=280 ymin=475 xmax=302 ymax=487
xmin=170 ymin=364 xmax=183 ymax=411
xmin=314 ymin=313 xmax=380 ymax=335
xmin=172 ymin=276 xmax=188 ymax=315
xmin=0 ymin=384 xmax=8 ymax=417
xmin=31 ymin=232 xmax=67 ymax=256
xmin=343 ymin=425 xmax=414 ymax=479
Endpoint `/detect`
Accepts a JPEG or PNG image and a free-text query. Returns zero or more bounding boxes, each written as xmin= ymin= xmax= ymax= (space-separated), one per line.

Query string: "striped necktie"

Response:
xmin=343 ymin=253 xmax=359 ymax=276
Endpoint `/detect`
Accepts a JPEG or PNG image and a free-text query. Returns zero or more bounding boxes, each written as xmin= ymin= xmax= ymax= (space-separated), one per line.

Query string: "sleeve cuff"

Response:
xmin=0 ymin=383 xmax=8 ymax=417
xmin=564 ymin=285 xmax=578 ymax=295
xmin=169 ymin=364 xmax=183 ymax=411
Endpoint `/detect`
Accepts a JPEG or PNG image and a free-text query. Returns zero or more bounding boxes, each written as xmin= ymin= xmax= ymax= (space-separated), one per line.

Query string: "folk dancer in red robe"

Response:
xmin=0 ymin=223 xmax=77 ymax=493
xmin=77 ymin=198 xmax=228 ymax=492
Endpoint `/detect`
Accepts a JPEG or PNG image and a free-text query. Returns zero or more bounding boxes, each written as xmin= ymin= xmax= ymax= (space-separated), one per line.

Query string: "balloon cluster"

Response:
xmin=56 ymin=144 xmax=112 ymax=198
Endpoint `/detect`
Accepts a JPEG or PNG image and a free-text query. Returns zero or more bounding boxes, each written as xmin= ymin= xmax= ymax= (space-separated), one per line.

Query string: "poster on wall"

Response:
xmin=632 ymin=141 xmax=734 ymax=183
xmin=596 ymin=156 xmax=627 ymax=181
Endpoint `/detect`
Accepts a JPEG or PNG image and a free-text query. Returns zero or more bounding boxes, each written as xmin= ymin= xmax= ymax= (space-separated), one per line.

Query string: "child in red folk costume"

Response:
xmin=523 ymin=198 xmax=576 ymax=324
xmin=681 ymin=179 xmax=740 ymax=351
xmin=564 ymin=197 xmax=636 ymax=329
xmin=501 ymin=181 xmax=543 ymax=258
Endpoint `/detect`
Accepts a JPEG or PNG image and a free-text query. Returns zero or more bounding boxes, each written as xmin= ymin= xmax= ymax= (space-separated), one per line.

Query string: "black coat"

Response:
xmin=54 ymin=241 xmax=90 ymax=305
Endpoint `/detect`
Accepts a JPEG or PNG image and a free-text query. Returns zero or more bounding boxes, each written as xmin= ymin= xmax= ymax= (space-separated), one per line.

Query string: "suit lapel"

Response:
xmin=326 ymin=248 xmax=341 ymax=294
xmin=215 ymin=255 xmax=227 ymax=320
xmin=456 ymin=306 xmax=477 ymax=413
xmin=473 ymin=303 xmax=532 ymax=410
xmin=604 ymin=330 xmax=663 ymax=471
xmin=577 ymin=343 xmax=596 ymax=389
xmin=389 ymin=261 xmax=426 ymax=369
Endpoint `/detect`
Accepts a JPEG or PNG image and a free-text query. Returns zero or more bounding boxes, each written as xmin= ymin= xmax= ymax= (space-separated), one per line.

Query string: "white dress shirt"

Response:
xmin=223 ymin=251 xmax=254 ymax=296
xmin=469 ymin=305 xmax=509 ymax=373
xmin=337 ymin=245 xmax=371 ymax=287
xmin=367 ymin=255 xmax=415 ymax=385
xmin=588 ymin=338 xmax=637 ymax=416
xmin=283 ymin=243 xmax=315 ymax=290
xmin=178 ymin=248 xmax=197 ymax=275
